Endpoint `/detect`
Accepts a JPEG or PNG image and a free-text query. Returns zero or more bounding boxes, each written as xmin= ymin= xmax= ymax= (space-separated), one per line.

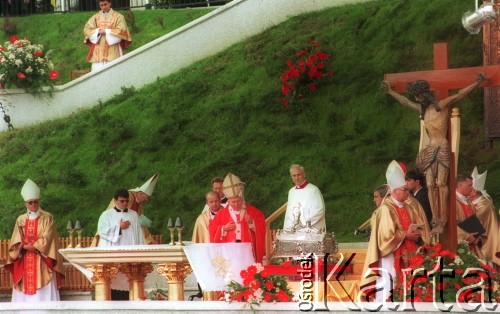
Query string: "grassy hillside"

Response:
xmin=0 ymin=0 xmax=497 ymax=243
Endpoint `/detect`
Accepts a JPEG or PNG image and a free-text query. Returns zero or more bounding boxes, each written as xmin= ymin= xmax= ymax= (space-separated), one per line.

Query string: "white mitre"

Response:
xmin=386 ymin=160 xmax=406 ymax=191
xmin=131 ymin=173 xmax=159 ymax=196
xmin=21 ymin=179 xmax=40 ymax=201
xmin=222 ymin=172 xmax=245 ymax=199
xmin=471 ymin=167 xmax=490 ymax=200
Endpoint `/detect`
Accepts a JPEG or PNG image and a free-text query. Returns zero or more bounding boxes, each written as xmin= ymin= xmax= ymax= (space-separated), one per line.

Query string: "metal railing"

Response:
xmin=0 ymin=0 xmax=229 ymax=16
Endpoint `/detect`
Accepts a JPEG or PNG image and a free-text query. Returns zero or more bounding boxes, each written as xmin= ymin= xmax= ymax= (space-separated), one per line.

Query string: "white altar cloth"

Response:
xmin=183 ymin=243 xmax=255 ymax=291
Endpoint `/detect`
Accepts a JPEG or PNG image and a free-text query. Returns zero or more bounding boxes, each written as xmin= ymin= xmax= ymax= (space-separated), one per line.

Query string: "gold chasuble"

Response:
xmin=457 ymin=197 xmax=500 ymax=264
xmin=5 ymin=210 xmax=64 ymax=294
xmin=84 ymin=9 xmax=132 ymax=63
xmin=360 ymin=197 xmax=430 ymax=292
xmin=192 ymin=210 xmax=212 ymax=243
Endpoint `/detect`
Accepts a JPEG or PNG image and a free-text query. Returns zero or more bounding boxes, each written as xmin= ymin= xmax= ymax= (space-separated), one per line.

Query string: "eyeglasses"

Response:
xmin=25 ymin=200 xmax=39 ymax=205
xmin=118 ymin=199 xmax=129 ymax=204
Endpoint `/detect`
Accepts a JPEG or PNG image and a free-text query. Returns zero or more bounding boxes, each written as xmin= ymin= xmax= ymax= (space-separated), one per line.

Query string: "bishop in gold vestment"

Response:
xmin=360 ymin=161 xmax=430 ymax=302
xmin=5 ymin=179 xmax=64 ymax=302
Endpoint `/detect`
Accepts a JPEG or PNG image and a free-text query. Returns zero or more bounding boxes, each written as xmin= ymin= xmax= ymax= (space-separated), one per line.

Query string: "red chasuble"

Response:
xmin=209 ymin=203 xmax=266 ymax=263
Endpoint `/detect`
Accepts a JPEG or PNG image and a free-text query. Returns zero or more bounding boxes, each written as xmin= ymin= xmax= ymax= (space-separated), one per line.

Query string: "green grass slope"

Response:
xmin=0 ymin=0 xmax=497 ymax=243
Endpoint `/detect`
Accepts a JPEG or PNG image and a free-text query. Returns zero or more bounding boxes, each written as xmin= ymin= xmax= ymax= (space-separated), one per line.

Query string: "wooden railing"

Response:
xmin=0 ymin=235 xmax=163 ymax=294
xmin=264 ymin=202 xmax=287 ymax=263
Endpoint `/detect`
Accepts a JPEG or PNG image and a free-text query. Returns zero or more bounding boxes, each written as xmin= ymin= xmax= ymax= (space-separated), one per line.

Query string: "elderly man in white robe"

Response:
xmin=283 ymin=164 xmax=326 ymax=232
xmin=97 ymin=188 xmax=144 ymax=299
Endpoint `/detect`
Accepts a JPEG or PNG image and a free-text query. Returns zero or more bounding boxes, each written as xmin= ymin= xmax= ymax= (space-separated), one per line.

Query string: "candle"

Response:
xmin=67 ymin=220 xmax=73 ymax=230
xmin=175 ymin=217 xmax=183 ymax=228
xmin=74 ymin=220 xmax=82 ymax=230
xmin=167 ymin=218 xmax=174 ymax=228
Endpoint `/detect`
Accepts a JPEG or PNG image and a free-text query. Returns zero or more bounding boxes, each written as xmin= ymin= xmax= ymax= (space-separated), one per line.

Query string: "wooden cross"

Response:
xmin=383 ymin=43 xmax=500 ymax=251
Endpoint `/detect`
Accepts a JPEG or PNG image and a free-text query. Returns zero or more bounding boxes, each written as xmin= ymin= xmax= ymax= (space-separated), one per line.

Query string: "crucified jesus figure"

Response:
xmin=382 ymin=73 xmax=485 ymax=234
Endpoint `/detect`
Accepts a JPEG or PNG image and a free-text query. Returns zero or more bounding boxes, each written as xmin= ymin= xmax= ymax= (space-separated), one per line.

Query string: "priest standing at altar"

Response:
xmin=283 ymin=164 xmax=326 ymax=232
xmin=96 ymin=188 xmax=144 ymax=300
xmin=5 ymin=179 xmax=65 ymax=302
xmin=209 ymin=173 xmax=266 ymax=263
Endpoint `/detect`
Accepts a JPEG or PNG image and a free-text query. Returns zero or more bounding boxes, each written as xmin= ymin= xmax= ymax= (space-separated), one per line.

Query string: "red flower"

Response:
xmin=240 ymin=269 xmax=248 ymax=280
xmin=34 ymin=51 xmax=43 ymax=57
xmin=263 ymin=292 xmax=272 ymax=301
xmin=0 ymin=47 xmax=5 ymax=51
xmin=260 ymin=269 xmax=270 ymax=278
xmin=316 ymin=51 xmax=329 ymax=60
xmin=280 ymin=98 xmax=289 ymax=106
xmin=439 ymin=250 xmax=456 ymax=259
xmin=9 ymin=35 xmax=18 ymax=44
xmin=17 ymin=72 xmax=26 ymax=79
xmin=264 ymin=280 xmax=274 ymax=290
xmin=480 ymin=263 xmax=495 ymax=273
xmin=454 ymin=282 xmax=462 ymax=289
xmin=309 ymin=40 xmax=320 ymax=47
xmin=410 ymin=254 xmax=425 ymax=267
xmin=276 ymin=290 xmax=290 ymax=302
xmin=243 ymin=289 xmax=253 ymax=301
xmin=455 ymin=268 xmax=464 ymax=275
xmin=49 ymin=70 xmax=59 ymax=80
xmin=250 ymin=280 xmax=260 ymax=290
xmin=437 ymin=282 xmax=445 ymax=290
xmin=309 ymin=84 xmax=317 ymax=91
xmin=281 ymin=84 xmax=290 ymax=96
xmin=423 ymin=293 xmax=433 ymax=302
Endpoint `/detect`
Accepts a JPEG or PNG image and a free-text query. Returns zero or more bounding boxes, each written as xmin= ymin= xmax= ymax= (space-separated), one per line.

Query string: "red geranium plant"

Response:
xmin=393 ymin=241 xmax=500 ymax=304
xmin=279 ymin=40 xmax=333 ymax=106
xmin=225 ymin=263 xmax=294 ymax=306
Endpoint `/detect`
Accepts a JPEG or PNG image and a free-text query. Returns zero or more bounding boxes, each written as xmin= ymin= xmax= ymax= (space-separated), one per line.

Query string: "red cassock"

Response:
xmin=209 ymin=203 xmax=266 ymax=263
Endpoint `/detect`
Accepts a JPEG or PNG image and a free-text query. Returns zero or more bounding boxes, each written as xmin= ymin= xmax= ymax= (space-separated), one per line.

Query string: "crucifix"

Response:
xmin=382 ymin=43 xmax=500 ymax=251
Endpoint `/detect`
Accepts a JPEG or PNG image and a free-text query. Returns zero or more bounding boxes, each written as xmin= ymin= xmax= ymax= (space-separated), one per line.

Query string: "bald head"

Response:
xmin=206 ymin=191 xmax=221 ymax=213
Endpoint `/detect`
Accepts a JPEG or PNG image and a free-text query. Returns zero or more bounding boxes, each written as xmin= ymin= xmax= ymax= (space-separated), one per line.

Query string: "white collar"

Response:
xmin=27 ymin=209 xmax=41 ymax=220
xmin=456 ymin=191 xmax=468 ymax=205
xmin=391 ymin=196 xmax=405 ymax=208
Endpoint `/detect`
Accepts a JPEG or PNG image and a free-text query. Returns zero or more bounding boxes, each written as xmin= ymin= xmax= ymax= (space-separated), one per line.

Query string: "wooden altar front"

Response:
xmin=59 ymin=245 xmax=192 ymax=301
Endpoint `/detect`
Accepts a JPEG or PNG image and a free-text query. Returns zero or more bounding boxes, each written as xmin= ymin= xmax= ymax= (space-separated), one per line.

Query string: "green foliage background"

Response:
xmin=0 ymin=0 xmax=497 ymax=243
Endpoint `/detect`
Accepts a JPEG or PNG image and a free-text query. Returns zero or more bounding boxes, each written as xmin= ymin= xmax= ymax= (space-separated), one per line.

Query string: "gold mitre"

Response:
xmin=386 ymin=160 xmax=406 ymax=191
xmin=222 ymin=172 xmax=245 ymax=199
xmin=21 ymin=179 xmax=40 ymax=201
xmin=130 ymin=173 xmax=159 ymax=196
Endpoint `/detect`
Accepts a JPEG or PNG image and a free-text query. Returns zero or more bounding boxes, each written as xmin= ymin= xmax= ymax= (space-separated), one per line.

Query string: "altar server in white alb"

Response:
xmin=283 ymin=164 xmax=326 ymax=232
xmin=5 ymin=179 xmax=65 ymax=302
xmin=97 ymin=188 xmax=145 ymax=247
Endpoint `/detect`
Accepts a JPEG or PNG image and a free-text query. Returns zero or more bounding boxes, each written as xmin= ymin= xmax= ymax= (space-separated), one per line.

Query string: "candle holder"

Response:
xmin=75 ymin=220 xmax=83 ymax=248
xmin=175 ymin=217 xmax=184 ymax=246
xmin=67 ymin=220 xmax=74 ymax=249
xmin=167 ymin=218 xmax=175 ymax=246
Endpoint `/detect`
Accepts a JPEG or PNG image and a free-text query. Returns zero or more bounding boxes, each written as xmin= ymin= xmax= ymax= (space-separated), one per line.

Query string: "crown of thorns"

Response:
xmin=407 ymin=80 xmax=430 ymax=96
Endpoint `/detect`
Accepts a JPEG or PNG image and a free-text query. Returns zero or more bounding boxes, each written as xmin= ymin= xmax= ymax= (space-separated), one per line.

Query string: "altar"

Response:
xmin=59 ymin=244 xmax=192 ymax=301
